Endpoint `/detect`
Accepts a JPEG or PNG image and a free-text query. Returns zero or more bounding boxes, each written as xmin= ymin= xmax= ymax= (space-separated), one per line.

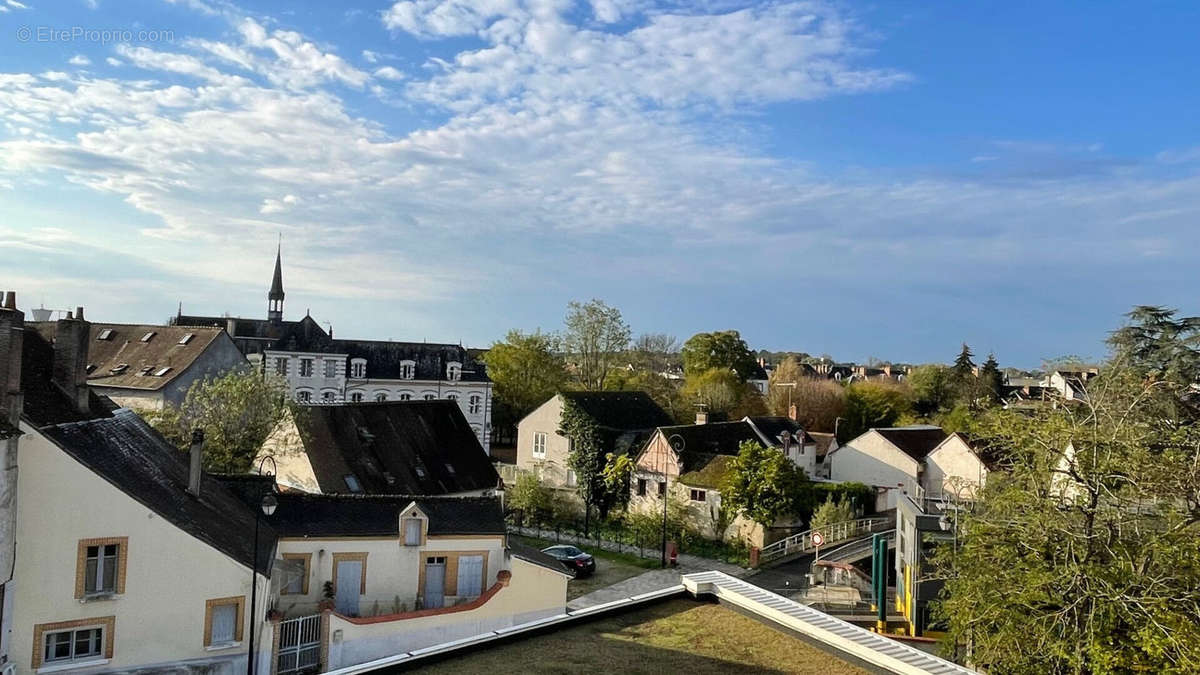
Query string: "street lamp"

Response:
xmin=248 ymin=457 xmax=278 ymax=675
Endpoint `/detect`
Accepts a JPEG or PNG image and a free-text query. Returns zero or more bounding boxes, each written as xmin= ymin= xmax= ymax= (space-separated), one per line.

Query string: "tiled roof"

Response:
xmin=31 ymin=322 xmax=234 ymax=391
xmin=873 ymin=426 xmax=948 ymax=461
xmin=39 ymin=410 xmax=276 ymax=574
xmin=293 ymin=400 xmax=499 ymax=495
xmin=263 ymin=493 xmax=505 ymax=537
xmin=560 ymin=391 xmax=673 ymax=431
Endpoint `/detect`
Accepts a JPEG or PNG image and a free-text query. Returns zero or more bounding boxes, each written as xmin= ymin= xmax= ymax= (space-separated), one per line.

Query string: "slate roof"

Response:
xmin=174 ymin=314 xmax=330 ymax=349
xmin=873 ymin=426 xmax=949 ymax=461
xmin=31 ymin=322 xmax=236 ymax=391
xmin=560 ymin=391 xmax=673 ymax=431
xmin=39 ymin=410 xmax=276 ymax=574
xmin=20 ymin=330 xmax=113 ymax=426
xmin=508 ymin=542 xmax=574 ymax=577
xmin=262 ymin=493 xmax=505 ymax=538
xmin=291 ymin=400 xmax=499 ymax=495
xmin=747 ymin=416 xmax=813 ymax=445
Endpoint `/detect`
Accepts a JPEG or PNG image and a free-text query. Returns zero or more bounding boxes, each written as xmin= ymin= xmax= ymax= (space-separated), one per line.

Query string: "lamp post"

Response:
xmin=248 ymin=457 xmax=278 ymax=675
xmin=663 ymin=434 xmax=685 ymax=568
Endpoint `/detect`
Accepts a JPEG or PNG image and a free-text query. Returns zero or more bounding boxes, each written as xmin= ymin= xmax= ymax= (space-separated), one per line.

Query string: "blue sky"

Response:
xmin=2 ymin=1 xmax=1198 ymax=368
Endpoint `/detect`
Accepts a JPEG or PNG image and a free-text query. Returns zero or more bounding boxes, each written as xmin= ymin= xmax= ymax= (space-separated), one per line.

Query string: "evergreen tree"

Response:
xmin=979 ymin=353 xmax=1004 ymax=404
xmin=952 ymin=342 xmax=975 ymax=379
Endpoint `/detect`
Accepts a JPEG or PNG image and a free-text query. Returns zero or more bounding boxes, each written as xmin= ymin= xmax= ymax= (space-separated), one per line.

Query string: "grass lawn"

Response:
xmin=410 ymin=598 xmax=870 ymax=674
xmin=512 ymin=535 xmax=657 ymax=600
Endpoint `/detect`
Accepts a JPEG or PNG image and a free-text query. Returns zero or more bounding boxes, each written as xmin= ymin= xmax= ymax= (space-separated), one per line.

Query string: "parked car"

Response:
xmin=541 ymin=545 xmax=596 ymax=578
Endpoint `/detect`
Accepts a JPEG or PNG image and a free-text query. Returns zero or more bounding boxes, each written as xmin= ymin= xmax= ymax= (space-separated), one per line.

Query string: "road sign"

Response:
xmin=811 ymin=531 xmax=824 ymax=547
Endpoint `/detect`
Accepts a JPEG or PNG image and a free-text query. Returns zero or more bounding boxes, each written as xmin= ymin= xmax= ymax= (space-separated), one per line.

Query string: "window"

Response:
xmin=344 ymin=474 xmax=362 ymax=493
xmin=110 ymin=363 xmax=129 ymax=375
xmin=404 ymin=518 xmax=423 ymax=546
xmin=297 ymin=391 xmax=311 ymax=402
xmin=154 ymin=367 xmax=171 ymax=377
xmin=399 ymin=393 xmax=411 ymax=401
xmin=322 ymin=391 xmax=335 ymax=402
xmin=139 ymin=366 xmax=154 ymax=376
xmin=447 ymin=394 xmax=458 ymax=401
xmin=445 ymin=463 xmax=456 ymax=475
xmin=140 ymin=331 xmax=156 ymax=342
xmin=96 ymin=329 xmax=114 ymax=341
xmin=637 ymin=479 xmax=647 ymax=496
xmin=35 ymin=619 xmax=113 ymax=669
xmin=350 ymin=358 xmax=366 ymax=378
xmin=299 ymin=358 xmax=313 ymax=377
xmin=399 ymin=360 xmax=415 ymax=379
xmin=468 ymin=394 xmax=482 ymax=414
xmin=324 ymin=360 xmax=338 ymax=378
xmin=423 ymin=394 xmax=436 ymax=401
xmin=281 ymin=554 xmax=311 ymax=595
xmin=690 ymin=489 xmax=707 ymax=502
xmin=566 ymin=469 xmax=577 ymax=487
xmin=446 ymin=361 xmax=462 ymax=381
xmin=274 ymin=357 xmax=287 ymax=376
xmin=375 ymin=393 xmax=387 ymax=402
xmin=532 ymin=432 xmax=547 ymax=459
xmin=75 ymin=537 xmax=127 ymax=598
xmin=178 ymin=333 xmax=194 ymax=345
xmin=350 ymin=392 xmax=363 ymax=402
xmin=658 ymin=481 xmax=666 ymax=497
xmin=203 ymin=596 xmax=245 ymax=647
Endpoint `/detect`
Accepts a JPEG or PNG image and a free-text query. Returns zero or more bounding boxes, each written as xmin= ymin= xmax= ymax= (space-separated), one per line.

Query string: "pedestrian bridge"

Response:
xmin=758 ymin=516 xmax=893 ymax=568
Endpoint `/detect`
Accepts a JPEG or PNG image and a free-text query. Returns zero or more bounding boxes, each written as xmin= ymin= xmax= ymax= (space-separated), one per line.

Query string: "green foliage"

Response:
xmin=559 ymin=398 xmax=628 ymax=518
xmin=952 ymin=343 xmax=975 ymax=379
xmin=482 ymin=329 xmax=568 ymax=420
xmin=809 ymin=496 xmax=856 ymax=534
xmin=563 ymin=299 xmax=631 ymax=390
xmin=1108 ymin=305 xmax=1200 ymax=386
xmin=142 ymin=369 xmax=294 ymax=472
xmin=935 ymin=403 xmax=975 ymax=435
xmin=978 ymin=353 xmax=1004 ymax=405
xmin=908 ymin=364 xmax=955 ymax=416
xmin=681 ymin=367 xmax=766 ymax=420
xmin=933 ymin=366 xmax=1200 ymax=673
xmin=680 ymin=330 xmax=760 ymax=382
xmin=508 ymin=472 xmax=555 ymax=523
xmin=604 ymin=368 xmax=685 ymax=422
xmin=720 ymin=440 xmax=809 ymax=529
xmin=839 ymin=380 xmax=914 ymax=442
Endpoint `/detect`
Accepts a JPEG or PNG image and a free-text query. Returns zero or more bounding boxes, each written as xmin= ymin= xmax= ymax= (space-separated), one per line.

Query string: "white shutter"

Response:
xmin=211 ymin=604 xmax=237 ymax=644
xmin=456 ymin=555 xmax=484 ymax=598
xmin=405 ymin=519 xmax=422 ymax=546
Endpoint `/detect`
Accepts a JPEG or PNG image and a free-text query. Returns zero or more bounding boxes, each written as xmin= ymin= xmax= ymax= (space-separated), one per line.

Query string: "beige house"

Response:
xmin=828 ymin=426 xmax=991 ymax=501
xmin=30 ymin=318 xmax=247 ymax=411
xmin=629 ymin=416 xmax=818 ymax=547
xmin=516 ymin=391 xmax=672 ymax=489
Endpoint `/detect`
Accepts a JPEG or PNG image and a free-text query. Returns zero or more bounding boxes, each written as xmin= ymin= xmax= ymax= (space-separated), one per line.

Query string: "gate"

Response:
xmin=277 ymin=614 xmax=321 ymax=674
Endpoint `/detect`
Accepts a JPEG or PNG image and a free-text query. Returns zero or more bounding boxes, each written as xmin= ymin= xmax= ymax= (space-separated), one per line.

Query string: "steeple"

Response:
xmin=268 ymin=241 xmax=285 ymax=323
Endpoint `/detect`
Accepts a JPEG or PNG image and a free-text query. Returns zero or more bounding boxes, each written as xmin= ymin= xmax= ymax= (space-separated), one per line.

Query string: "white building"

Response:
xmin=173 ymin=247 xmax=494 ymax=453
xmin=828 ymin=426 xmax=992 ymax=501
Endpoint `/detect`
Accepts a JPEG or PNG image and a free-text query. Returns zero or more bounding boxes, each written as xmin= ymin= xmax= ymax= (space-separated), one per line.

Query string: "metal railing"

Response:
xmin=758 ymin=516 xmax=892 ymax=566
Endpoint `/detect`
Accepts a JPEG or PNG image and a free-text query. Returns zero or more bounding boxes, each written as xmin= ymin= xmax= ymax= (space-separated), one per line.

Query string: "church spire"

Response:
xmin=268 ymin=240 xmax=284 ymax=322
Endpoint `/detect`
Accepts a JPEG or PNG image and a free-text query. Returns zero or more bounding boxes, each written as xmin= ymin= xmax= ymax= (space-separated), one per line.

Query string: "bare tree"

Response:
xmin=563 ymin=299 xmax=631 ymax=390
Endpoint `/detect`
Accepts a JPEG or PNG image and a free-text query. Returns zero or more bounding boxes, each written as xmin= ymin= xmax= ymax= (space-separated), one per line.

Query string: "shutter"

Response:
xmin=456 ymin=556 xmax=484 ymax=598
xmin=211 ymin=604 xmax=237 ymax=644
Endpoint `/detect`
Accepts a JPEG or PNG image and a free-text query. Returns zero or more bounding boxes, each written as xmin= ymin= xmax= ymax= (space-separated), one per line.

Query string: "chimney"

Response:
xmin=51 ymin=306 xmax=90 ymax=414
xmin=1 ymin=291 xmax=25 ymax=429
xmin=188 ymin=429 xmax=204 ymax=497
xmin=695 ymin=410 xmax=708 ymax=425
xmin=788 ymin=403 xmax=799 ymax=422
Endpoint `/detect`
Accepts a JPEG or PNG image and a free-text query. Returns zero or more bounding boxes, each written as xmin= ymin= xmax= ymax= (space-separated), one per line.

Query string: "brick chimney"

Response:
xmin=0 ymin=291 xmax=24 ymax=430
xmin=188 ymin=429 xmax=205 ymax=497
xmin=788 ymin=403 xmax=799 ymax=422
xmin=52 ymin=306 xmax=90 ymax=414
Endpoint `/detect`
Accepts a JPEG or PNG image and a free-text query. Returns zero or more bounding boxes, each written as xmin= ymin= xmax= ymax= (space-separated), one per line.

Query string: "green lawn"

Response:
xmin=512 ymin=535 xmax=657 ymax=600
xmin=410 ymin=598 xmax=870 ymax=674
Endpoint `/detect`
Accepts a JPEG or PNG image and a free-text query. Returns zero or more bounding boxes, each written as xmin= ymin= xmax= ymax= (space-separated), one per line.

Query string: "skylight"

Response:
xmin=178 ymin=333 xmax=195 ymax=345
xmin=96 ymin=329 xmax=113 ymax=341
xmin=140 ymin=331 xmax=156 ymax=342
xmin=154 ymin=367 xmax=172 ymax=377
xmin=139 ymin=366 xmax=154 ymax=376
xmin=445 ymin=463 xmax=456 ymax=475
xmin=110 ymin=363 xmax=129 ymax=374
xmin=343 ymin=474 xmax=362 ymax=493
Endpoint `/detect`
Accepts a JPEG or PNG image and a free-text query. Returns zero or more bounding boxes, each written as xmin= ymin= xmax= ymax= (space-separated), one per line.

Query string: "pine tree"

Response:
xmin=979 ymin=353 xmax=1004 ymax=404
xmin=952 ymin=342 xmax=975 ymax=378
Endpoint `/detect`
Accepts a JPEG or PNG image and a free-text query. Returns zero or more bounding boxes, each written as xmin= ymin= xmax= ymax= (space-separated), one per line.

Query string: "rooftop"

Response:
xmin=560 ymin=391 xmax=674 ymax=431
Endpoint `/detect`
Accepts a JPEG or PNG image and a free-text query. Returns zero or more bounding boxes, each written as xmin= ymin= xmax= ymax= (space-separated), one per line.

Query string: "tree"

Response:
xmin=766 ymin=365 xmax=847 ymax=432
xmin=908 ymin=364 xmax=955 ymax=417
xmin=766 ymin=356 xmax=806 ymax=416
xmin=720 ymin=440 xmax=809 ymax=530
xmin=630 ymin=333 xmax=679 ymax=374
xmin=934 ymin=367 xmax=1200 ymax=672
xmin=482 ymin=329 xmax=568 ymax=419
xmin=978 ymin=353 xmax=1004 ymax=404
xmin=558 ymin=397 xmax=633 ymax=530
xmin=563 ymin=299 xmax=631 ymax=391
xmin=680 ymin=330 xmax=760 ymax=382
xmin=680 ymin=368 xmax=767 ymax=420
xmin=952 ymin=343 xmax=975 ymax=380
xmin=809 ymin=496 xmax=856 ymax=533
xmin=839 ymin=380 xmax=914 ymax=442
xmin=1108 ymin=305 xmax=1200 ymax=386
xmin=508 ymin=472 xmax=554 ymax=524
xmin=142 ymin=370 xmax=294 ymax=472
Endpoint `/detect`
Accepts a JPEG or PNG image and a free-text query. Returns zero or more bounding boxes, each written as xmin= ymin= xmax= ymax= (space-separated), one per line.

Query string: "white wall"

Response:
xmin=922 ymin=435 xmax=987 ymax=500
xmin=515 ymin=396 xmax=573 ymax=487
xmin=11 ymin=423 xmax=269 ymax=673
xmin=829 ymin=430 xmax=921 ymax=492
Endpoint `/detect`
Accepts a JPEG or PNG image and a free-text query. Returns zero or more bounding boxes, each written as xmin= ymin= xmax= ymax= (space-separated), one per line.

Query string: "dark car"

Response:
xmin=541 ymin=545 xmax=596 ymax=578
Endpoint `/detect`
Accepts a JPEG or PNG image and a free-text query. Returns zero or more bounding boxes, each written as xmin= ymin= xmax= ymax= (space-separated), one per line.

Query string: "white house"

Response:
xmin=173 ymin=248 xmax=494 ymax=453
xmin=829 ymin=426 xmax=992 ymax=501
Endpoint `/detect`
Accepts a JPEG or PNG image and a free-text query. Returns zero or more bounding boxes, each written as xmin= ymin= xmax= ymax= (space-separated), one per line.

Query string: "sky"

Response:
xmin=1 ymin=1 xmax=1198 ymax=368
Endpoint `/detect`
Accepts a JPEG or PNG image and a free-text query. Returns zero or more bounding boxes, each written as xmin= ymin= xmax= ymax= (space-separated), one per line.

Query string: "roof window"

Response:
xmin=140 ymin=331 xmax=156 ymax=342
xmin=96 ymin=329 xmax=114 ymax=341
xmin=85 ymin=364 xmax=96 ymax=374
xmin=154 ymin=367 xmax=172 ymax=377
xmin=178 ymin=333 xmax=195 ymax=345
xmin=110 ymin=363 xmax=129 ymax=375
xmin=344 ymin=474 xmax=362 ymax=493
xmin=444 ymin=463 xmax=456 ymax=475
xmin=139 ymin=366 xmax=155 ymax=376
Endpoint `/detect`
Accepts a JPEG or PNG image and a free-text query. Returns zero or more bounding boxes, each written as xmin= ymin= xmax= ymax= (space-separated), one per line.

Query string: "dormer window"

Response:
xmin=350 ymin=358 xmax=366 ymax=379
xmin=110 ymin=363 xmax=129 ymax=375
xmin=399 ymin=360 xmax=415 ymax=380
xmin=446 ymin=361 xmax=462 ymax=381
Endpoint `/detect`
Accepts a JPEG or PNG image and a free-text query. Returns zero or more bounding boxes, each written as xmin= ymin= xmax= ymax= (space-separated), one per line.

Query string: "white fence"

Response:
xmin=758 ymin=517 xmax=892 ymax=566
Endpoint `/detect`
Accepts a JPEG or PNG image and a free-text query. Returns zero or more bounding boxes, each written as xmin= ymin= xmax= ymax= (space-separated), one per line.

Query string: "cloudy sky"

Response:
xmin=1 ymin=1 xmax=1198 ymax=367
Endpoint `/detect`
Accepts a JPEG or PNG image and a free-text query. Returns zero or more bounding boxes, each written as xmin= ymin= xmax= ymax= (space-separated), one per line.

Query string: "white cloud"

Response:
xmin=362 ymin=50 xmax=380 ymax=63
xmin=382 ymin=0 xmax=521 ymax=38
xmin=7 ymin=0 xmax=29 ymax=9
xmin=260 ymin=193 xmax=299 ymax=214
xmin=68 ymin=54 xmax=92 ymax=66
xmin=373 ymin=66 xmax=405 ymax=81
xmin=106 ymin=57 xmax=123 ymax=67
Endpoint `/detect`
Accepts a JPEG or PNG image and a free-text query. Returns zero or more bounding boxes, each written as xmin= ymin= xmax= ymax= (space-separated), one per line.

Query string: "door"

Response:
xmin=456 ymin=555 xmax=484 ymax=598
xmin=424 ymin=557 xmax=446 ymax=609
xmin=335 ymin=560 xmax=362 ymax=616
